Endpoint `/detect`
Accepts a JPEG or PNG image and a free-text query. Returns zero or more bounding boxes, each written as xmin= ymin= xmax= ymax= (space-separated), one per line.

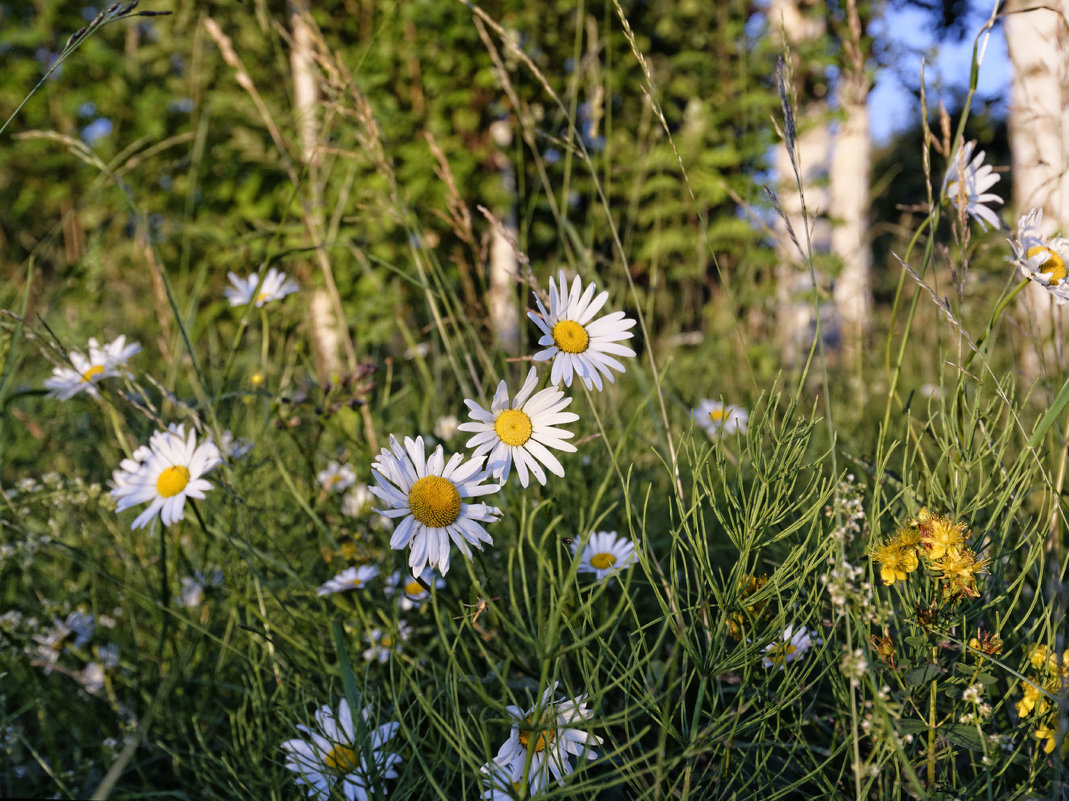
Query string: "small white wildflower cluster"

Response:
xmin=840 ymin=647 xmax=868 ymax=688
xmin=821 ymin=476 xmax=879 ymax=624
xmin=959 ymin=682 xmax=993 ymax=726
xmin=481 ymin=682 xmax=602 ymax=797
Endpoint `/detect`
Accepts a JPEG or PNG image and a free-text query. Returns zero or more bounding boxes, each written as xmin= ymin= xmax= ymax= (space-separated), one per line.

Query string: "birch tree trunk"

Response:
xmin=1005 ymin=0 xmax=1069 ymax=381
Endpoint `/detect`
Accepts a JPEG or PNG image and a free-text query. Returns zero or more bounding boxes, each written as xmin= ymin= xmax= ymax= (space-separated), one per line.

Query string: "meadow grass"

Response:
xmin=1 ymin=4 xmax=1067 ymax=800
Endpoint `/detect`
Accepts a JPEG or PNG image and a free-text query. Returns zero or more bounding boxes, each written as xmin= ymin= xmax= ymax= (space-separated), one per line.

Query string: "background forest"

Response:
xmin=1 ymin=0 xmax=1068 ymax=799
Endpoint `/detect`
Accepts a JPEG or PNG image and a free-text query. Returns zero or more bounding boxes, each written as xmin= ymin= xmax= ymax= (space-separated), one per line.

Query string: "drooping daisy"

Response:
xmin=45 ymin=335 xmax=141 ymax=400
xmin=479 ymin=756 xmax=548 ymax=800
xmin=528 ymin=270 xmax=636 ymax=390
xmin=281 ymin=699 xmax=401 ymax=801
xmin=761 ymin=625 xmax=817 ymax=670
xmin=459 ymin=366 xmax=579 ymax=488
xmin=943 ymin=140 xmax=1002 ymax=231
xmin=224 ymin=266 xmax=299 ymax=307
xmin=384 ymin=568 xmax=445 ymax=611
xmin=1009 ymin=208 xmax=1069 ymax=303
xmin=362 ymin=621 xmax=411 ymax=663
xmin=692 ymin=399 xmax=749 ymax=438
xmin=110 ymin=424 xmax=221 ymax=530
xmin=493 ymin=681 xmax=602 ymax=787
xmin=572 ymin=531 xmax=638 ymax=581
xmin=369 ymin=435 xmax=501 ymax=576
xmin=317 ymin=565 xmax=381 ymax=597
xmin=318 ymin=461 xmax=357 ymax=494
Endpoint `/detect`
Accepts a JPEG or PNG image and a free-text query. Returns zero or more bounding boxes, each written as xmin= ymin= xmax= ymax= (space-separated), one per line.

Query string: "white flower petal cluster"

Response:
xmin=572 ymin=531 xmax=638 ymax=581
xmin=529 ymin=270 xmax=636 ymax=390
xmin=384 ymin=568 xmax=445 ymax=611
xmin=1010 ymin=208 xmax=1069 ymax=303
xmin=317 ymin=565 xmax=381 ymax=597
xmin=362 ymin=621 xmax=412 ymax=663
xmin=45 ymin=335 xmax=141 ymax=400
xmin=943 ymin=140 xmax=1002 ymax=231
xmin=224 ymin=266 xmax=299 ymax=307
xmin=110 ymin=424 xmax=221 ymax=530
xmin=318 ymin=461 xmax=357 ymax=494
xmin=460 ymin=366 xmax=579 ymax=488
xmin=370 ymin=435 xmax=501 ymax=576
xmin=281 ymin=699 xmax=401 ymax=801
xmin=760 ymin=625 xmax=817 ymax=670
xmin=693 ymin=399 xmax=749 ymax=438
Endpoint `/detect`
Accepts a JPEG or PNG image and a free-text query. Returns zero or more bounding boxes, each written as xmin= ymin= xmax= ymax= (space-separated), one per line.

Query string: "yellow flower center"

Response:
xmin=590 ymin=552 xmax=617 ymax=570
xmin=324 ymin=743 xmax=359 ymax=774
xmin=1027 ymin=245 xmax=1067 ymax=283
xmin=708 ymin=408 xmax=725 ymax=423
xmin=380 ymin=634 xmax=394 ymax=648
xmin=349 ymin=577 xmax=365 ymax=588
xmin=404 ymin=580 xmax=424 ymax=595
xmin=156 ymin=465 xmax=191 ymax=498
xmin=552 ymin=320 xmax=589 ymax=354
xmin=256 ymin=291 xmax=271 ymax=304
xmin=408 ymin=475 xmax=461 ymax=528
xmin=494 ymin=409 xmax=533 ymax=447
xmin=81 ymin=364 xmax=105 ymax=383
xmin=518 ymin=717 xmax=555 ymax=753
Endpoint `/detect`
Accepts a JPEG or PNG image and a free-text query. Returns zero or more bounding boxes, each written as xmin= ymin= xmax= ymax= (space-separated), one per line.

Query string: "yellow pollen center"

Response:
xmin=404 ymin=580 xmax=424 ymax=595
xmin=552 ymin=319 xmax=589 ymax=354
xmin=81 ymin=364 xmax=105 ymax=383
xmin=408 ymin=475 xmax=461 ymax=528
xmin=156 ymin=465 xmax=191 ymax=498
xmin=708 ymin=409 xmax=725 ymax=423
xmin=590 ymin=552 xmax=617 ymax=570
xmin=256 ymin=291 xmax=271 ymax=304
xmin=1028 ymin=245 xmax=1067 ymax=283
xmin=380 ymin=634 xmax=394 ymax=648
xmin=518 ymin=718 xmax=555 ymax=753
xmin=324 ymin=743 xmax=359 ymax=774
xmin=494 ymin=409 xmax=533 ymax=447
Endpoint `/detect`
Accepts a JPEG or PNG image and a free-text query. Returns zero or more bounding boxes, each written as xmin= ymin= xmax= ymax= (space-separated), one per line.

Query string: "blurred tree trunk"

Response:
xmin=770 ymin=0 xmax=833 ymax=365
xmin=829 ymin=0 xmax=873 ymax=350
xmin=1005 ymin=0 xmax=1069 ymax=381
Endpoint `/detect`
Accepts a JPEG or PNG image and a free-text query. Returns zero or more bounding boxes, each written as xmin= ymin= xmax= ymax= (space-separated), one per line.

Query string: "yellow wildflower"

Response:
xmin=726 ymin=574 xmax=769 ymax=640
xmin=933 ymin=548 xmax=989 ymax=599
xmin=922 ymin=515 xmax=968 ymax=560
xmin=869 ymin=538 xmax=920 ymax=585
xmin=1016 ymin=681 xmax=1050 ymax=719
xmin=968 ymin=629 xmax=1003 ymax=656
xmin=1033 ymin=720 xmax=1065 ymax=755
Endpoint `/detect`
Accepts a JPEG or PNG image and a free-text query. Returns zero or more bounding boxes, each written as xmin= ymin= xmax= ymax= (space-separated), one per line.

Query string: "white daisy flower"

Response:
xmin=1009 ymin=208 xmax=1069 ymax=303
xmin=433 ymin=414 xmax=460 ymax=441
xmin=528 ymin=270 xmax=637 ymax=390
xmin=493 ymin=682 xmax=602 ymax=788
xmin=219 ymin=430 xmax=254 ymax=460
xmin=459 ymin=366 xmax=579 ymax=488
xmin=179 ymin=569 xmax=223 ymax=608
xmin=761 ymin=625 xmax=817 ymax=670
xmin=44 ymin=335 xmax=141 ymax=400
xmin=281 ymin=699 xmax=401 ymax=801
xmin=572 ymin=531 xmax=638 ymax=581
xmin=362 ymin=621 xmax=411 ymax=663
xmin=384 ymin=568 xmax=445 ymax=611
xmin=224 ymin=266 xmax=299 ymax=307
xmin=479 ymin=757 xmax=548 ymax=800
xmin=317 ymin=565 xmax=381 ymax=597
xmin=318 ymin=461 xmax=357 ymax=494
xmin=692 ymin=399 xmax=749 ymax=438
xmin=64 ymin=610 xmax=96 ymax=648
xmin=370 ymin=435 xmax=501 ymax=576
xmin=943 ymin=140 xmax=1002 ymax=231
xmin=110 ymin=424 xmax=221 ymax=530
xmin=341 ymin=484 xmax=375 ymax=517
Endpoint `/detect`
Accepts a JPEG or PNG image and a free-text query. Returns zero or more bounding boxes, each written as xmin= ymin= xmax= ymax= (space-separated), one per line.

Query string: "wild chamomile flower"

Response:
xmin=224 ymin=266 xmax=299 ymax=307
xmin=761 ymin=625 xmax=816 ymax=670
xmin=459 ymin=366 xmax=579 ymax=488
xmin=110 ymin=424 xmax=221 ymax=530
xmin=45 ymin=335 xmax=141 ymax=400
xmin=317 ymin=565 xmax=381 ymax=597
xmin=318 ymin=461 xmax=357 ymax=494
xmin=219 ymin=430 xmax=253 ymax=460
xmin=572 ymin=531 xmax=638 ymax=580
xmin=362 ymin=622 xmax=411 ymax=663
xmin=943 ymin=139 xmax=1002 ymax=231
xmin=370 ymin=435 xmax=501 ymax=576
xmin=385 ymin=568 xmax=445 ymax=611
xmin=1010 ymin=208 xmax=1069 ymax=303
xmin=693 ymin=399 xmax=749 ymax=438
xmin=281 ymin=699 xmax=401 ymax=801
xmin=528 ymin=270 xmax=636 ymax=390
xmin=493 ymin=682 xmax=602 ymax=787
xmin=480 ymin=757 xmax=547 ymax=801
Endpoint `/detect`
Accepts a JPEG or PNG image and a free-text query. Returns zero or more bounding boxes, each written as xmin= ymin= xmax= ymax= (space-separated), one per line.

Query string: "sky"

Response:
xmin=868 ymin=0 xmax=1009 ymax=144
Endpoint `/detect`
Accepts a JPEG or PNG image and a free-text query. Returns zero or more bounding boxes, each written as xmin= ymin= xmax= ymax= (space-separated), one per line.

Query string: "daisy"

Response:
xmin=341 ymin=484 xmax=375 ymax=517
xmin=433 ymin=414 xmax=460 ymax=441
xmin=943 ymin=140 xmax=1002 ymax=231
xmin=384 ymin=568 xmax=445 ymax=611
xmin=317 ymin=565 xmax=381 ymax=597
xmin=362 ymin=621 xmax=411 ymax=663
xmin=692 ymin=399 xmax=749 ymax=438
xmin=369 ymin=435 xmax=501 ymax=576
xmin=1010 ymin=208 xmax=1069 ymax=303
xmin=44 ymin=335 xmax=141 ymax=400
xmin=318 ymin=461 xmax=357 ymax=494
xmin=761 ymin=625 xmax=817 ymax=670
xmin=281 ymin=699 xmax=401 ymax=801
xmin=224 ymin=266 xmax=299 ymax=307
xmin=493 ymin=682 xmax=602 ymax=788
xmin=479 ymin=756 xmax=548 ymax=800
xmin=459 ymin=366 xmax=579 ymax=487
xmin=219 ymin=430 xmax=254 ymax=460
xmin=572 ymin=531 xmax=638 ymax=581
xmin=528 ymin=270 xmax=636 ymax=390
xmin=110 ymin=424 xmax=221 ymax=530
